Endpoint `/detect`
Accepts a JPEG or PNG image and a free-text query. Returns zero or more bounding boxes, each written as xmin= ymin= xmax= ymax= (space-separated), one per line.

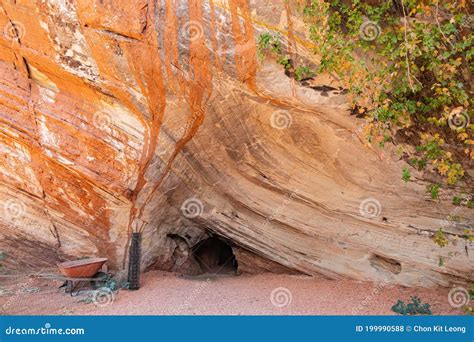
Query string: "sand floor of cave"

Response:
xmin=0 ymin=271 xmax=463 ymax=315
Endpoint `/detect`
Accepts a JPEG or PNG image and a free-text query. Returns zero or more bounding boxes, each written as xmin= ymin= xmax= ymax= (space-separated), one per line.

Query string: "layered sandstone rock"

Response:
xmin=0 ymin=0 xmax=472 ymax=286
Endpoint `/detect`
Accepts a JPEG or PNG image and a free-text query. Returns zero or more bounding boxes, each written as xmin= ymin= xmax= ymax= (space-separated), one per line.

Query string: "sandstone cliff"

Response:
xmin=0 ymin=0 xmax=472 ymax=287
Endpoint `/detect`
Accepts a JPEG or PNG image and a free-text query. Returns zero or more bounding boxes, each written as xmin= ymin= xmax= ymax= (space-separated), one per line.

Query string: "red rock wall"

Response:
xmin=0 ymin=0 xmax=472 ymax=286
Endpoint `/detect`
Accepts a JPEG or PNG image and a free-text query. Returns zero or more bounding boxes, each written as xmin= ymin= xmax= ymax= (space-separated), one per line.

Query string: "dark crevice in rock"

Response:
xmin=95 ymin=29 xmax=141 ymax=42
xmin=139 ymin=2 xmax=149 ymax=35
xmin=279 ymin=58 xmax=347 ymax=97
xmin=369 ymin=254 xmax=402 ymax=274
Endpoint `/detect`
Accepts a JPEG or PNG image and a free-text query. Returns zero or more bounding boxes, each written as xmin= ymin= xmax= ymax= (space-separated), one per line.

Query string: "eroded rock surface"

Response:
xmin=0 ymin=0 xmax=472 ymax=286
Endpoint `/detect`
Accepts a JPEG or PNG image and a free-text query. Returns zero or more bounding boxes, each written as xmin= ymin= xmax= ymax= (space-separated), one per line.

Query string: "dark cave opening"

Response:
xmin=193 ymin=237 xmax=238 ymax=275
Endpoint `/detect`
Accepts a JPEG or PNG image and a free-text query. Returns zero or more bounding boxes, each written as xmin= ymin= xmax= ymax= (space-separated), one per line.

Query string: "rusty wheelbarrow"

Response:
xmin=58 ymin=258 xmax=108 ymax=278
xmin=40 ymin=258 xmax=109 ymax=296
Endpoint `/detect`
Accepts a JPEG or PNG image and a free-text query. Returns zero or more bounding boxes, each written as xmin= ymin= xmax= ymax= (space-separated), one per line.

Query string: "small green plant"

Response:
xmin=257 ymin=32 xmax=272 ymax=59
xmin=104 ymin=276 xmax=118 ymax=291
xmin=391 ymin=296 xmax=432 ymax=316
xmin=452 ymin=196 xmax=463 ymax=206
xmin=277 ymin=55 xmax=291 ymax=69
xmin=427 ymin=184 xmax=441 ymax=200
xmin=460 ymin=229 xmax=474 ymax=243
xmin=294 ymin=66 xmax=314 ymax=81
xmin=464 ymin=284 xmax=474 ymax=315
xmin=452 ymin=194 xmax=474 ymax=208
xmin=433 ymin=229 xmax=449 ymax=248
xmin=0 ymin=252 xmax=5 ymax=268
xmin=438 ymin=256 xmax=444 ymax=267
xmin=408 ymin=157 xmax=427 ymax=171
xmin=258 ymin=32 xmax=316 ymax=83
xmin=257 ymin=32 xmax=283 ymax=60
xmin=402 ymin=167 xmax=411 ymax=183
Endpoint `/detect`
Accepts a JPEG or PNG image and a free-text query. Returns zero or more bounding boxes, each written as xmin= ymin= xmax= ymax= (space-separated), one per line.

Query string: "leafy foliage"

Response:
xmin=460 ymin=228 xmax=474 ymax=242
xmin=428 ymin=183 xmax=441 ymax=199
xmin=402 ymin=167 xmax=411 ymax=182
xmin=257 ymin=33 xmax=315 ymax=79
xmin=103 ymin=276 xmax=118 ymax=291
xmin=257 ymin=33 xmax=286 ymax=63
xmin=465 ymin=284 xmax=474 ymax=315
xmin=438 ymin=256 xmax=444 ymax=266
xmin=262 ymin=0 xmax=473 ymax=196
xmin=433 ymin=228 xmax=449 ymax=247
xmin=0 ymin=251 xmax=5 ymax=268
xmin=257 ymin=32 xmax=283 ymax=59
xmin=392 ymin=296 xmax=432 ymax=315
xmin=295 ymin=66 xmax=314 ymax=80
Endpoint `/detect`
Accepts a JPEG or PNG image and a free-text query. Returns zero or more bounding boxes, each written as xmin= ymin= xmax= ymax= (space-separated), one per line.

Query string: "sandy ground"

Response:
xmin=0 ymin=271 xmax=464 ymax=315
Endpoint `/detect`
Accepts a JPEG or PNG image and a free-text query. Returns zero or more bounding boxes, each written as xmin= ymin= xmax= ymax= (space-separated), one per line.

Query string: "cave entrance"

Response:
xmin=193 ymin=237 xmax=238 ymax=275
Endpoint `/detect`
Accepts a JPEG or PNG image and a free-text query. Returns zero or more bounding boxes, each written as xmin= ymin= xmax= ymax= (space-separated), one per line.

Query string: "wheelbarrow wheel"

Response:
xmin=90 ymin=271 xmax=108 ymax=289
